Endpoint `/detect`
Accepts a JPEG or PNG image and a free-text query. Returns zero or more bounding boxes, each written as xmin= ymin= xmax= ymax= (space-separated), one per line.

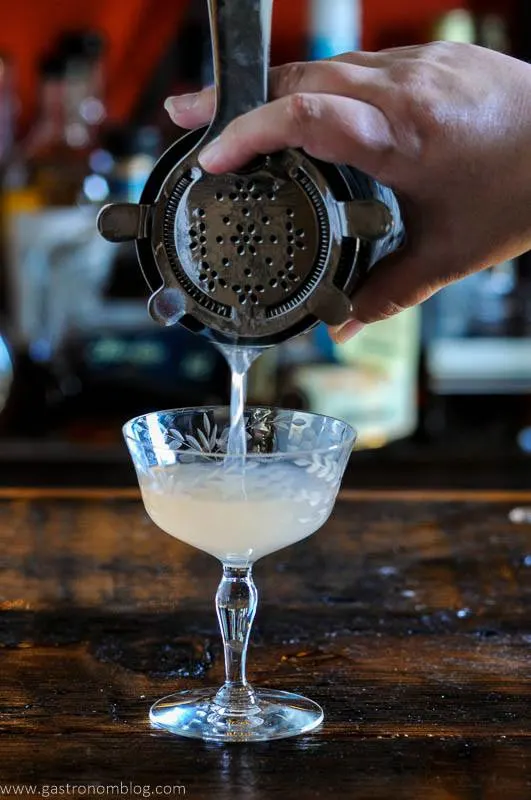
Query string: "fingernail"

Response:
xmin=164 ymin=93 xmax=199 ymax=115
xmin=331 ymin=319 xmax=365 ymax=344
xmin=199 ymin=136 xmax=222 ymax=170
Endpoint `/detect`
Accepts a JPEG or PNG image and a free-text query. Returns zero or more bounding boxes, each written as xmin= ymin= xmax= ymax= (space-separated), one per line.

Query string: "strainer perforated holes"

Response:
xmin=171 ymin=167 xmax=323 ymax=316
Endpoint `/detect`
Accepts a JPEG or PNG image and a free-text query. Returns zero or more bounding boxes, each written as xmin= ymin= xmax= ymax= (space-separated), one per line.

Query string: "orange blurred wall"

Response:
xmin=0 ymin=0 xmax=188 ymax=131
xmin=0 ymin=0 xmax=518 ymax=132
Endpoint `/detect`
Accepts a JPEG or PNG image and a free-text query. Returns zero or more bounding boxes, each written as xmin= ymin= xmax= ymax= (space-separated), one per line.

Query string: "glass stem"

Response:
xmin=214 ymin=564 xmax=259 ymax=713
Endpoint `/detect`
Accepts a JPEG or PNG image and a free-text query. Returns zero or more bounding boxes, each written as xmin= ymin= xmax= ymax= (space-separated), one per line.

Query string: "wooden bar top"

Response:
xmin=1 ymin=488 xmax=531 ymax=798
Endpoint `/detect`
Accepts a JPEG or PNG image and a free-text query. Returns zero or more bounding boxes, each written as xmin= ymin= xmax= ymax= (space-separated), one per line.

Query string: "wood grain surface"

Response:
xmin=1 ymin=489 xmax=531 ymax=798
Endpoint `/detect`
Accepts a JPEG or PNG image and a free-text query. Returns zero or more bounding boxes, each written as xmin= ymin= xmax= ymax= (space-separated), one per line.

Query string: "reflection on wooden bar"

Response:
xmin=1 ymin=487 xmax=531 ymax=792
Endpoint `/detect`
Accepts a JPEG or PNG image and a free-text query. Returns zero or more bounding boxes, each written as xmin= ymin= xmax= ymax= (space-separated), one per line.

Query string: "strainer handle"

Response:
xmin=206 ymin=0 xmax=273 ymax=138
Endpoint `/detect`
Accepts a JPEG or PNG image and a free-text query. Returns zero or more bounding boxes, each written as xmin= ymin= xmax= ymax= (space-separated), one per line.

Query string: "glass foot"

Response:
xmin=149 ymin=688 xmax=324 ymax=742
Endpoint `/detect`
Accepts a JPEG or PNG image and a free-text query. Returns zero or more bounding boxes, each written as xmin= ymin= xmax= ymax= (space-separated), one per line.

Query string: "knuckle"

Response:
xmin=286 ymin=92 xmax=321 ymax=132
xmin=379 ymin=298 xmax=408 ymax=318
xmin=224 ymin=114 xmax=247 ymax=146
xmin=354 ymin=295 xmax=410 ymax=324
xmin=363 ymin=301 xmax=407 ymax=324
xmin=386 ymin=61 xmax=448 ymax=154
xmin=272 ymin=62 xmax=309 ymax=97
xmin=200 ymin=86 xmax=216 ymax=109
xmin=387 ymin=59 xmax=417 ymax=86
xmin=387 ymin=53 xmax=437 ymax=94
xmin=426 ymin=40 xmax=460 ymax=60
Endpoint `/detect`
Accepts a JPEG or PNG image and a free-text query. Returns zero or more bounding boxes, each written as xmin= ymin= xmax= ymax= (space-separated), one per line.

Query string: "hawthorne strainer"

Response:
xmin=97 ymin=0 xmax=405 ymax=346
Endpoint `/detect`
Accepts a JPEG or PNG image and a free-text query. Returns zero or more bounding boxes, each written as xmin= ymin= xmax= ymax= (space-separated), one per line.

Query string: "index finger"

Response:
xmin=198 ymin=92 xmax=394 ymax=178
xmin=165 ymin=56 xmax=386 ymax=130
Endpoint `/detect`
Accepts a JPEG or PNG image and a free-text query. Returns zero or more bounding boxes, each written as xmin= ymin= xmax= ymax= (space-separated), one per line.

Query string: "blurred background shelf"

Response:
xmin=0 ymin=432 xmax=528 ymax=489
xmin=2 ymin=0 xmax=522 ymax=131
xmin=1 ymin=0 xmax=531 ymax=489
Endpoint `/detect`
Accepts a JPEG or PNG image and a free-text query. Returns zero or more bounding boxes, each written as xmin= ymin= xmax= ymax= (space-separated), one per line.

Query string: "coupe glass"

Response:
xmin=124 ymin=406 xmax=356 ymax=742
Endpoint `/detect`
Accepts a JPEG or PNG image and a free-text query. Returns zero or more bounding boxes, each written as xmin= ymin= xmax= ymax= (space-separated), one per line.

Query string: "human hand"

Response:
xmin=165 ymin=42 xmax=531 ymax=342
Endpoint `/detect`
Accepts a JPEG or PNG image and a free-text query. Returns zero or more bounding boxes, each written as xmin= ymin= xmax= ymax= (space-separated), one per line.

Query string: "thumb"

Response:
xmin=329 ymin=252 xmax=439 ymax=343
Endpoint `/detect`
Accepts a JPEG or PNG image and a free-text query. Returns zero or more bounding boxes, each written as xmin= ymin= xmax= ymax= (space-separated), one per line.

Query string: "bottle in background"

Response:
xmin=57 ymin=30 xmax=106 ymax=131
xmin=513 ymin=0 xmax=531 ymax=62
xmin=0 ymin=51 xmax=16 ymax=314
xmin=49 ymin=122 xmax=231 ymax=440
xmin=21 ymin=32 xmax=105 ymax=207
xmin=260 ymin=0 xmax=419 ymax=445
xmin=280 ymin=310 xmax=421 ymax=449
xmin=0 ymin=52 xmax=15 ymax=170
xmin=104 ymin=125 xmax=160 ymax=203
xmin=427 ymin=8 xmax=521 ymax=344
xmin=432 ymin=8 xmax=476 ymax=42
xmin=421 ymin=5 xmax=529 ymax=440
xmin=476 ymin=12 xmax=510 ymax=52
xmin=0 ymin=52 xmax=15 ymax=422
xmin=98 ymin=125 xmax=161 ymax=300
xmin=24 ymin=52 xmax=84 ymax=206
xmin=308 ymin=0 xmax=361 ymax=59
xmin=1 ymin=32 xmax=110 ymax=434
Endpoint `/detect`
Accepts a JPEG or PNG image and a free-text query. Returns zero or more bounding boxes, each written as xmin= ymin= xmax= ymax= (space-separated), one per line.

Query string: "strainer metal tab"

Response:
xmin=97 ymin=0 xmax=405 ymax=346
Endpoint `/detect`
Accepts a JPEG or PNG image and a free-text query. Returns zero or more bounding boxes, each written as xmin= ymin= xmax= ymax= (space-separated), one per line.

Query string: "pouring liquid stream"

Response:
xmin=215 ymin=345 xmax=263 ymax=461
